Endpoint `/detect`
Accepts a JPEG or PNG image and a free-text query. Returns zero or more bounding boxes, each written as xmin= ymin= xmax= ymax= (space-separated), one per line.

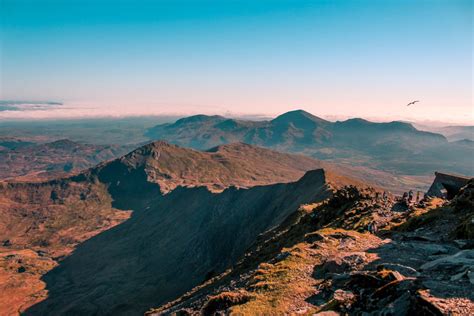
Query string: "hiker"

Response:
xmin=383 ymin=191 xmax=388 ymax=202
xmin=416 ymin=191 xmax=420 ymax=203
xmin=408 ymin=190 xmax=414 ymax=204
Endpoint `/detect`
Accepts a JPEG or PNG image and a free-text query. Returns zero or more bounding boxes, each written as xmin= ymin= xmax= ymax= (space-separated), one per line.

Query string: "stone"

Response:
xmin=421 ymin=250 xmax=474 ymax=270
xmin=377 ymin=263 xmax=420 ymax=277
xmin=468 ymin=270 xmax=474 ymax=285
xmin=413 ymin=243 xmax=448 ymax=255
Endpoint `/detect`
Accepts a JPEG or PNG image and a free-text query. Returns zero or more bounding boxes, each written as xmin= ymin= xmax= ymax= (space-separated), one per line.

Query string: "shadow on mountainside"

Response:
xmin=24 ymin=170 xmax=331 ymax=315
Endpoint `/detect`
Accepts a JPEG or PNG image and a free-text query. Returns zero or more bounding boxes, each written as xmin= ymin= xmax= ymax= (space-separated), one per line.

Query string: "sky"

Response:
xmin=0 ymin=0 xmax=472 ymax=123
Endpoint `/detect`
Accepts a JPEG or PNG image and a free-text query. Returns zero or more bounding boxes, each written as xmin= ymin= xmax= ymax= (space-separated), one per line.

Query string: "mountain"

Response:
xmin=146 ymin=110 xmax=473 ymax=178
xmin=0 ymin=137 xmax=36 ymax=151
xmin=149 ymin=180 xmax=474 ymax=315
xmin=0 ymin=141 xmax=353 ymax=315
xmin=0 ymin=139 xmax=134 ymax=181
xmin=414 ymin=124 xmax=474 ymax=142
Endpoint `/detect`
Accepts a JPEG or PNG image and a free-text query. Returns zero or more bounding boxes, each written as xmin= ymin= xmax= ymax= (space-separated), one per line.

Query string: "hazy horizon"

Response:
xmin=1 ymin=0 xmax=472 ymax=124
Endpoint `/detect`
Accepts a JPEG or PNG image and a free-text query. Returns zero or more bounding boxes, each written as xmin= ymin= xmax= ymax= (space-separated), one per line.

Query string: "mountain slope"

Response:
xmin=414 ymin=124 xmax=474 ymax=142
xmin=150 ymin=181 xmax=474 ymax=315
xmin=25 ymin=169 xmax=333 ymax=315
xmin=146 ymin=110 xmax=473 ymax=178
xmin=91 ymin=141 xmax=329 ymax=193
xmin=1 ymin=141 xmax=349 ymax=315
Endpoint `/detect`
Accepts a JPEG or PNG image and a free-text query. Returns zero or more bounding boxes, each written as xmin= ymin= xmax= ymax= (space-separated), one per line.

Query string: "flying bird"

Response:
xmin=406 ymin=100 xmax=419 ymax=106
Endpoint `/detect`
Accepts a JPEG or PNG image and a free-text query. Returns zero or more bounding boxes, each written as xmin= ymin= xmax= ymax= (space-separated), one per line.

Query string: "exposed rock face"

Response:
xmin=426 ymin=172 xmax=472 ymax=199
xmin=149 ymin=183 xmax=474 ymax=316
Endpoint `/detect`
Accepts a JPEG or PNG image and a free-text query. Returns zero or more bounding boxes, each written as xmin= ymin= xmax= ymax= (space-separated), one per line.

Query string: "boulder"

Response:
xmin=421 ymin=250 xmax=474 ymax=270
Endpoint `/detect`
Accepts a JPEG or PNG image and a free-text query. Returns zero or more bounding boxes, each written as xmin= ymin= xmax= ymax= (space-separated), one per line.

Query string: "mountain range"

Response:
xmin=146 ymin=110 xmax=473 ymax=177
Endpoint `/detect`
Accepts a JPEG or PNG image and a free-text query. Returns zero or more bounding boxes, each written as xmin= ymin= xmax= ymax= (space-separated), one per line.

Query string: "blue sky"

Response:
xmin=0 ymin=0 xmax=472 ymax=122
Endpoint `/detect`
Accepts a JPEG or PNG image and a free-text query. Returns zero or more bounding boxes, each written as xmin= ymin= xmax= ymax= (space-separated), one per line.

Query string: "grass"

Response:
xmin=229 ymin=243 xmax=319 ymax=315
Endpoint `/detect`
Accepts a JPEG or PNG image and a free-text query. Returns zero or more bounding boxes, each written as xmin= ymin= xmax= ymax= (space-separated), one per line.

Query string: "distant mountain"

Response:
xmin=146 ymin=110 xmax=473 ymax=176
xmin=0 ymin=137 xmax=36 ymax=150
xmin=414 ymin=124 xmax=474 ymax=142
xmin=1 ymin=141 xmax=352 ymax=314
xmin=0 ymin=139 xmax=134 ymax=181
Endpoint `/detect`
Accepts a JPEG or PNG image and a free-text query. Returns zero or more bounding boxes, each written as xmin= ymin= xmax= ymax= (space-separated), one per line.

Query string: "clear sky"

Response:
xmin=0 ymin=0 xmax=472 ymax=123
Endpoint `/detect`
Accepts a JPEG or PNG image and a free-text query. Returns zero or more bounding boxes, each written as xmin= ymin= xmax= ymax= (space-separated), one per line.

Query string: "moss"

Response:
xmin=202 ymin=291 xmax=253 ymax=314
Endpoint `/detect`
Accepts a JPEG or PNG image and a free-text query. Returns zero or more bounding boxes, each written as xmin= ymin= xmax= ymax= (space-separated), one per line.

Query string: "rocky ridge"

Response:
xmin=149 ymin=181 xmax=474 ymax=315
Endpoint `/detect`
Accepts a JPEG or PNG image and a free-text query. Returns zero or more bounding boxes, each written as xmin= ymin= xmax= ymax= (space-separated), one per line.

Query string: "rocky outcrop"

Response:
xmin=426 ymin=172 xmax=471 ymax=199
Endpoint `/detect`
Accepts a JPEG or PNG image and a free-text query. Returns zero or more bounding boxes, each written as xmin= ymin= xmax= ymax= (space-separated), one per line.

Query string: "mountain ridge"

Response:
xmin=146 ymin=110 xmax=472 ymax=178
xmin=0 ymin=141 xmax=350 ymax=315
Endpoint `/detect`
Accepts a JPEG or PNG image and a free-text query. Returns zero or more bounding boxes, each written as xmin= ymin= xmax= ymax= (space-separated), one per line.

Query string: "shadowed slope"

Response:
xmin=25 ymin=170 xmax=332 ymax=315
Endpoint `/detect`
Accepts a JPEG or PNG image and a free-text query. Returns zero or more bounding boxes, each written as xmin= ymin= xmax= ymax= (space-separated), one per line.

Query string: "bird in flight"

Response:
xmin=406 ymin=100 xmax=419 ymax=106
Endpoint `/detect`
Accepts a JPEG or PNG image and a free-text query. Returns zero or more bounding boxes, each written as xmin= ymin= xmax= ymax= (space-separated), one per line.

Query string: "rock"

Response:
xmin=388 ymin=270 xmax=405 ymax=281
xmin=2 ymin=239 xmax=11 ymax=247
xmin=452 ymin=180 xmax=474 ymax=213
xmin=333 ymin=289 xmax=356 ymax=308
xmin=321 ymin=259 xmax=350 ymax=275
xmin=454 ymin=239 xmax=474 ymax=250
xmin=17 ymin=266 xmax=26 ymax=273
xmin=346 ymin=271 xmax=385 ymax=288
xmin=305 ymin=232 xmax=325 ymax=243
xmin=377 ymin=263 xmax=420 ymax=277
xmin=275 ymin=251 xmax=291 ymax=262
xmin=421 ymin=250 xmax=474 ymax=270
xmin=450 ymin=269 xmax=468 ymax=281
xmin=318 ymin=253 xmax=367 ymax=276
xmin=413 ymin=243 xmax=448 ymax=255
xmin=412 ymin=291 xmax=445 ymax=316
xmin=468 ymin=270 xmax=474 ymax=285
xmin=373 ymin=279 xmax=416 ymax=301
xmin=379 ymin=291 xmax=412 ymax=315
